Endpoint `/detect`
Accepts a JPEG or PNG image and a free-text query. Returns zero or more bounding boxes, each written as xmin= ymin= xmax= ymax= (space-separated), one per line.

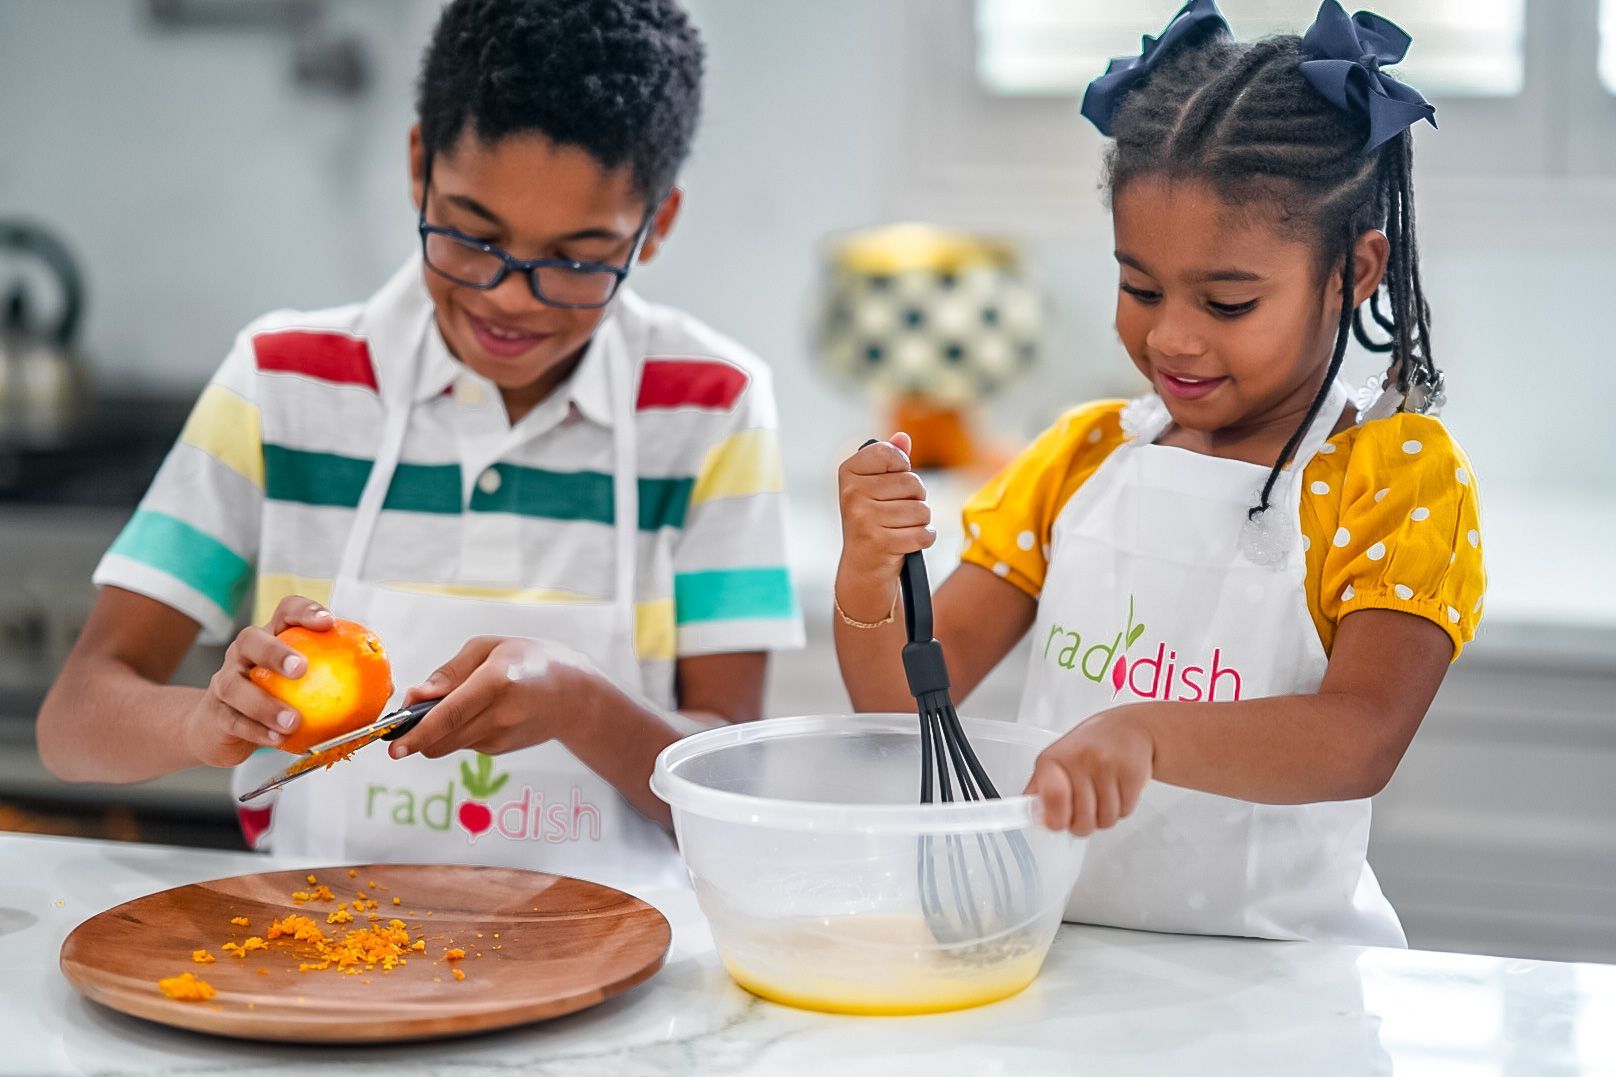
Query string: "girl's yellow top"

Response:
xmin=961 ymin=400 xmax=1486 ymax=657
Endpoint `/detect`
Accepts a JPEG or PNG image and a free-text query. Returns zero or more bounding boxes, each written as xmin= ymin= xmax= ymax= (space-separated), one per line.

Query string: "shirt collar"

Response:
xmin=564 ymin=311 xmax=617 ymax=428
xmin=373 ymin=258 xmax=632 ymax=424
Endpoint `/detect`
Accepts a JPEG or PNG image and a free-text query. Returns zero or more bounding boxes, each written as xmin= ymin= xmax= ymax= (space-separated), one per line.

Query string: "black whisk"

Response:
xmin=897 ymin=550 xmax=1041 ymax=948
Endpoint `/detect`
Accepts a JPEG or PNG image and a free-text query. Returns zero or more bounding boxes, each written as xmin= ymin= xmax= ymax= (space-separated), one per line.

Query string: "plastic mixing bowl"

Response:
xmin=651 ymin=713 xmax=1084 ymax=1015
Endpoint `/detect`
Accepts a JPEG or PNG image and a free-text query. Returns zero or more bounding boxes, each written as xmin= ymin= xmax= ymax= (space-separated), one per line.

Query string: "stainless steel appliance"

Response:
xmin=0 ymin=383 xmax=237 ymax=845
xmin=0 ymin=220 xmax=90 ymax=449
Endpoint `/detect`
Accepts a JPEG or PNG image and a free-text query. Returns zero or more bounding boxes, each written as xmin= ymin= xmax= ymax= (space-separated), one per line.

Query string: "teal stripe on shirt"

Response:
xmin=263 ymin=446 xmax=692 ymax=530
xmin=106 ymin=509 xmax=252 ymax=618
xmin=674 ymin=567 xmax=798 ymax=625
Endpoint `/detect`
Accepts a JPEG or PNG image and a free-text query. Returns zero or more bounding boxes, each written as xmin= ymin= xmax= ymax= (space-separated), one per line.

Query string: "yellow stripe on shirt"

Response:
xmin=634 ymin=597 xmax=676 ymax=662
xmin=691 ymin=428 xmax=783 ymax=505
xmin=352 ymin=582 xmax=678 ymax=663
xmin=181 ymin=384 xmax=264 ymax=488
xmin=391 ymin=582 xmax=596 ymax=604
xmin=251 ymin=574 xmax=334 ymax=627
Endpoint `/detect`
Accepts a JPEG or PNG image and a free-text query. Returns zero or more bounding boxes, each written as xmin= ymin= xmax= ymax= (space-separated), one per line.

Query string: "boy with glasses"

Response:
xmin=38 ymin=0 xmax=801 ymax=887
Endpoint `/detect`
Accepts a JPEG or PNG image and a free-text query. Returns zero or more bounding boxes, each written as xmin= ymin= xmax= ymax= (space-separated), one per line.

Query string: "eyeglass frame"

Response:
xmin=416 ymin=155 xmax=657 ymax=310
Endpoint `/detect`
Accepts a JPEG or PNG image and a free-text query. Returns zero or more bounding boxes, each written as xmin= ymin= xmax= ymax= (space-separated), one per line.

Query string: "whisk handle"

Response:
xmin=856 ymin=438 xmax=935 ymax=647
xmin=899 ymin=550 xmax=934 ymax=644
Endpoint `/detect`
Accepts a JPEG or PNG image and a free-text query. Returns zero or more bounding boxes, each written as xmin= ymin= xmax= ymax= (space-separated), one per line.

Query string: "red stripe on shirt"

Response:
xmin=253 ymin=330 xmax=378 ymax=392
xmin=636 ymin=358 xmax=749 ymax=412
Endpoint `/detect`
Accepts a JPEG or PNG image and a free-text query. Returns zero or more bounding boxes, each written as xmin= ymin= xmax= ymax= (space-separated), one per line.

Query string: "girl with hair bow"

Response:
xmin=834 ymin=0 xmax=1482 ymax=945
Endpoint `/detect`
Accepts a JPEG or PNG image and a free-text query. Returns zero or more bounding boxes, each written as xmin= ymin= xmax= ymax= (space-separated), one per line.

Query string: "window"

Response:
xmin=977 ymin=0 xmax=1526 ymax=98
xmin=1602 ymin=0 xmax=1616 ymax=94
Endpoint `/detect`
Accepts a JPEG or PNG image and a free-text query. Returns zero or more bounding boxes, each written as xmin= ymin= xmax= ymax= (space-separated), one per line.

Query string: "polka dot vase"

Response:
xmin=814 ymin=222 xmax=1044 ymax=469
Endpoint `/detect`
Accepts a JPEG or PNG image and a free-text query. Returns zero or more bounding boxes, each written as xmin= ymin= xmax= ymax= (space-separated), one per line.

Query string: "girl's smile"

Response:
xmin=1157 ymin=370 xmax=1229 ymax=400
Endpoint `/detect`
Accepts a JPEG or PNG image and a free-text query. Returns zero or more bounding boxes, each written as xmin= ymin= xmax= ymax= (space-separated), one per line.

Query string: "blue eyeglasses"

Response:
xmin=417 ymin=167 xmax=655 ymax=310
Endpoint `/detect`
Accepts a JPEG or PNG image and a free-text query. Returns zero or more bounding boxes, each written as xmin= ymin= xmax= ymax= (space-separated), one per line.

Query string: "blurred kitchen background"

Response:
xmin=0 ymin=0 xmax=1611 ymax=964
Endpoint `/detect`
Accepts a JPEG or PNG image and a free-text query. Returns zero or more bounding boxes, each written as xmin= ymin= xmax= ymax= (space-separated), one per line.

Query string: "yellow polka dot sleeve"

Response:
xmin=959 ymin=401 xmax=1128 ymax=598
xmin=1298 ymin=413 xmax=1486 ymax=659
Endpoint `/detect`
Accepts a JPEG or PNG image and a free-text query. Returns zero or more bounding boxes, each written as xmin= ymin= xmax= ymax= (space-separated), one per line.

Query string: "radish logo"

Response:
xmin=362 ymin=757 xmax=603 ymax=844
xmin=1109 ymin=595 xmax=1147 ymax=698
xmin=456 ymin=754 xmax=509 ymax=842
xmin=1042 ymin=594 xmax=1245 ymax=703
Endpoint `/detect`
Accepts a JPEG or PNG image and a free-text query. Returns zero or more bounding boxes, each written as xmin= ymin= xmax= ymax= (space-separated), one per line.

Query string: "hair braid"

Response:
xmin=1253 ymin=247 xmax=1355 ymax=518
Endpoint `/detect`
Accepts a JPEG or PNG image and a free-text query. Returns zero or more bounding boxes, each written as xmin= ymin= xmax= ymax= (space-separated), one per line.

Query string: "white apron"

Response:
xmin=1018 ymin=382 xmax=1405 ymax=946
xmin=238 ymin=267 xmax=684 ymax=893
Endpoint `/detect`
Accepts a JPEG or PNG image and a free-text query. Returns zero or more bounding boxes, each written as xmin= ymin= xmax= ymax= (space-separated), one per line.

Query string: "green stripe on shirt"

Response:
xmin=468 ymin=464 xmax=693 ymax=530
xmin=263 ymin=444 xmax=460 ymax=513
xmin=263 ymin=444 xmax=371 ymax=507
xmin=263 ymin=445 xmax=692 ymax=530
xmin=106 ymin=509 xmax=252 ymax=618
xmin=674 ymin=567 xmax=798 ymax=624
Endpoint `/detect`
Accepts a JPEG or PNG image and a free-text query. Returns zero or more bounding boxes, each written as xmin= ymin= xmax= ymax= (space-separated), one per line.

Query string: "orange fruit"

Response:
xmin=250 ymin=619 xmax=394 ymax=754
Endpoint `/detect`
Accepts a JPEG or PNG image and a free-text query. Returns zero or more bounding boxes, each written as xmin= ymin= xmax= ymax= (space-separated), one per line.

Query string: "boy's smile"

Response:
xmin=1110 ymin=176 xmax=1386 ymax=463
xmin=409 ymin=125 xmax=679 ymax=423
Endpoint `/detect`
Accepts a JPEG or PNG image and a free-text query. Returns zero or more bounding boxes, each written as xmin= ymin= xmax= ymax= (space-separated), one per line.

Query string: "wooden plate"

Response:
xmin=59 ymin=863 xmax=671 ymax=1043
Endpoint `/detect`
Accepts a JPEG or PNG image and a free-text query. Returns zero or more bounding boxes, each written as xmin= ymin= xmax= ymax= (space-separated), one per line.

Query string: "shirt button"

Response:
xmin=477 ymin=468 xmax=502 ymax=495
xmin=456 ymin=380 xmax=484 ymax=406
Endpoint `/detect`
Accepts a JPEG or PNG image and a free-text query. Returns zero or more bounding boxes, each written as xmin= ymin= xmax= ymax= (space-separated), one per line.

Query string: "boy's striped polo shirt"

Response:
xmin=94 ymin=266 xmax=804 ymax=710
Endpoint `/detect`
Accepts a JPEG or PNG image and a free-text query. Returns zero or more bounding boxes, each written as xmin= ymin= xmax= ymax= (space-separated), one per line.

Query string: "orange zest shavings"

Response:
xmin=205 ymin=879 xmax=466 ymax=991
xmin=157 ymin=972 xmax=216 ymax=1001
xmin=267 ymin=914 xmax=326 ymax=943
xmin=269 ymin=916 xmax=415 ymax=973
xmin=221 ymin=936 xmax=267 ymax=958
xmin=281 ymin=741 xmax=366 ymax=780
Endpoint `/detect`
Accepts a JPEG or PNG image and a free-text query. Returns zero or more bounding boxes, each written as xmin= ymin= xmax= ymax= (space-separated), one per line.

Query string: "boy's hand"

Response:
xmin=1024 ymin=709 xmax=1156 ymax=836
xmin=836 ymin=432 xmax=934 ymax=618
xmin=388 ymin=637 xmax=599 ymax=760
xmin=183 ymin=596 xmax=333 ymax=767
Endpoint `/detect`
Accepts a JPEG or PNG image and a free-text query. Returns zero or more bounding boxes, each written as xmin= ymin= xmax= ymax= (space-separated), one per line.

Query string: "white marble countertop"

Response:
xmin=4 ymin=834 xmax=1614 ymax=1076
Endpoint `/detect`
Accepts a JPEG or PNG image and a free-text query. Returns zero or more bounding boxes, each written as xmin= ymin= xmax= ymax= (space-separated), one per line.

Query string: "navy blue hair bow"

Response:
xmin=1080 ymin=0 xmax=1231 ymax=136
xmin=1300 ymin=1 xmax=1436 ymax=151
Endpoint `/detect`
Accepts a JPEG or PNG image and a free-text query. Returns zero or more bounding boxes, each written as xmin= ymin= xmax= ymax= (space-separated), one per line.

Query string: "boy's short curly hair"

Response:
xmin=416 ymin=0 xmax=705 ymax=202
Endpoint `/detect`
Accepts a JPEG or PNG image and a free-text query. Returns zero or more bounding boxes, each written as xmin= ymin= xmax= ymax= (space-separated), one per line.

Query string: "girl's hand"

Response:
xmin=183 ymin=596 xmax=333 ymax=767
xmin=836 ymin=432 xmax=935 ymax=616
xmin=388 ymin=637 xmax=600 ymax=759
xmin=1024 ymin=709 xmax=1156 ymax=836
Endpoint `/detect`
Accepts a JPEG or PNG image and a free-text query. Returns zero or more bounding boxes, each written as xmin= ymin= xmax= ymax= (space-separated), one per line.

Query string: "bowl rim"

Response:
xmin=650 ymin=713 xmax=1054 ymax=835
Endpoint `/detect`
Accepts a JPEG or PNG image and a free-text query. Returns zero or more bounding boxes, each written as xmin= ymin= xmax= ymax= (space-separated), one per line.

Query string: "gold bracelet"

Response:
xmin=835 ymin=592 xmax=898 ymax=629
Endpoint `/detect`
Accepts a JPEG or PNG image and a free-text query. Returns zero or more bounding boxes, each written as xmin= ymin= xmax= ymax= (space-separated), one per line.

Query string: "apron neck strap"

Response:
xmin=1290 ymin=378 xmax=1354 ymax=469
xmin=602 ymin=317 xmax=639 ymax=624
xmin=333 ymin=276 xmax=432 ymax=590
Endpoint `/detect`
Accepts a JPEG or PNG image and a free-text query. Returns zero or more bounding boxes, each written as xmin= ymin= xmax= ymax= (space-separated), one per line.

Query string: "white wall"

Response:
xmin=0 ymin=0 xmax=897 ymax=500
xmin=0 ymin=1 xmax=438 ymax=388
xmin=6 ymin=1 xmax=1611 ymax=509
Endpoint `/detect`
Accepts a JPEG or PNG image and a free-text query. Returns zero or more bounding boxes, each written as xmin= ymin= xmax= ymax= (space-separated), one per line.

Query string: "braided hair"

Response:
xmin=1105 ymin=34 xmax=1437 ymax=518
